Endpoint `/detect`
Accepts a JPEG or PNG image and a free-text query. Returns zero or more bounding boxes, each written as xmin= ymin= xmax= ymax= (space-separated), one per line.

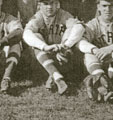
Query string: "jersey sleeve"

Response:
xmin=63 ymin=12 xmax=74 ymax=25
xmin=23 ymin=11 xmax=47 ymax=50
xmin=57 ymin=9 xmax=74 ymax=25
xmin=25 ymin=11 xmax=44 ymax=33
xmin=83 ymin=19 xmax=96 ymax=43
xmin=5 ymin=15 xmax=23 ymax=33
xmin=64 ymin=11 xmax=74 ymax=21
xmin=77 ymin=19 xmax=97 ymax=54
xmin=62 ymin=23 xmax=85 ymax=48
xmin=25 ymin=19 xmax=40 ymax=32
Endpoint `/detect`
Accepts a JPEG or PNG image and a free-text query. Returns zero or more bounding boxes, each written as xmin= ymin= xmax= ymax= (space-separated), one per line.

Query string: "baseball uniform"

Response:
xmin=78 ymin=16 xmax=113 ymax=75
xmin=23 ymin=8 xmax=73 ymax=88
xmin=0 ymin=12 xmax=23 ymax=92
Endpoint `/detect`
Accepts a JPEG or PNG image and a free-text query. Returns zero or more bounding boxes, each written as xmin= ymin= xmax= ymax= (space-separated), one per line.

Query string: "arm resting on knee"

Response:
xmin=23 ymin=29 xmax=47 ymax=50
xmin=77 ymin=40 xmax=97 ymax=54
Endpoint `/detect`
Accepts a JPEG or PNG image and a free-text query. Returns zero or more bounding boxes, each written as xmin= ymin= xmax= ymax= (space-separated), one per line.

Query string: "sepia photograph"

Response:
xmin=0 ymin=0 xmax=113 ymax=119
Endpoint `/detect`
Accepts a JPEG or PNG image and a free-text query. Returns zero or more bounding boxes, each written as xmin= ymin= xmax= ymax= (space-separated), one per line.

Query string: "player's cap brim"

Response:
xmin=96 ymin=0 xmax=113 ymax=3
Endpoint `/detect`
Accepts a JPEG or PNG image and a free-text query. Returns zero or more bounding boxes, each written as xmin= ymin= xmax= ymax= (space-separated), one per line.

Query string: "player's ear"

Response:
xmin=95 ymin=10 xmax=101 ymax=17
xmin=97 ymin=4 xmax=101 ymax=16
xmin=97 ymin=4 xmax=100 ymax=12
xmin=57 ymin=1 xmax=60 ymax=9
xmin=37 ymin=2 xmax=41 ymax=11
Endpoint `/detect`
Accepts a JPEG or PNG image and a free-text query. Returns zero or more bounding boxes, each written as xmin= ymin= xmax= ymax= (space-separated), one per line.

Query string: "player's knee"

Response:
xmin=34 ymin=49 xmax=51 ymax=63
xmin=36 ymin=51 xmax=47 ymax=60
xmin=84 ymin=54 xmax=99 ymax=63
xmin=84 ymin=53 xmax=103 ymax=75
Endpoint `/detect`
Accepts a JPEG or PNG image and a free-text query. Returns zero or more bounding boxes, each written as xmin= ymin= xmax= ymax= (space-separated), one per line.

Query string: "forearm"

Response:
xmin=23 ymin=29 xmax=47 ymax=50
xmin=63 ymin=24 xmax=85 ymax=48
xmin=77 ymin=40 xmax=97 ymax=54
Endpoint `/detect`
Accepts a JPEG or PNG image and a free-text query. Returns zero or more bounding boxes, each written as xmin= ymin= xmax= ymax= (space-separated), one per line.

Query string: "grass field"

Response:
xmin=0 ymin=48 xmax=113 ymax=120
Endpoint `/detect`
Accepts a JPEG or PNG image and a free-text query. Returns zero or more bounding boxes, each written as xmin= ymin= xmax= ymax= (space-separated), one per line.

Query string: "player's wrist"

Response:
xmin=91 ymin=47 xmax=98 ymax=55
xmin=61 ymin=42 xmax=70 ymax=50
xmin=43 ymin=45 xmax=49 ymax=51
xmin=63 ymin=44 xmax=69 ymax=50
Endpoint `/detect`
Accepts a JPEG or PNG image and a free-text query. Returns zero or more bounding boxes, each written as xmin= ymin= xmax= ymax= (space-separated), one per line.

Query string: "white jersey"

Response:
xmin=25 ymin=8 xmax=73 ymax=45
xmin=0 ymin=12 xmax=22 ymax=39
xmin=84 ymin=16 xmax=113 ymax=48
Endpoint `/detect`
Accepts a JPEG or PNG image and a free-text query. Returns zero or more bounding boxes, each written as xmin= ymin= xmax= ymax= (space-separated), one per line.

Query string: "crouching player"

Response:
xmin=23 ymin=0 xmax=85 ymax=94
xmin=0 ymin=0 xmax=23 ymax=93
xmin=77 ymin=0 xmax=113 ymax=102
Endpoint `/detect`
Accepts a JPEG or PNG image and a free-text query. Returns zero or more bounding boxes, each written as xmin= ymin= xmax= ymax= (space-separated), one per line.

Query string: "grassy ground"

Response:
xmin=0 ymin=48 xmax=113 ymax=120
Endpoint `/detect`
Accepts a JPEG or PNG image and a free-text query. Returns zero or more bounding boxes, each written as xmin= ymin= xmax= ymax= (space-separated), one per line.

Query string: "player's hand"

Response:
xmin=43 ymin=44 xmax=61 ymax=52
xmin=56 ymin=48 xmax=73 ymax=65
xmin=93 ymin=47 xmax=112 ymax=61
xmin=52 ymin=44 xmax=62 ymax=52
xmin=56 ymin=52 xmax=68 ymax=64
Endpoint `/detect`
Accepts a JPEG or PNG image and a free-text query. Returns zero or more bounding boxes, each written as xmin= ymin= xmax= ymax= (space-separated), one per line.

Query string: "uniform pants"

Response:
xmin=2 ymin=43 xmax=21 ymax=80
xmin=84 ymin=53 xmax=113 ymax=78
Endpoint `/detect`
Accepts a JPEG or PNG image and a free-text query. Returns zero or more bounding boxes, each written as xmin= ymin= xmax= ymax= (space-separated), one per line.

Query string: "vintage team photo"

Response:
xmin=0 ymin=0 xmax=113 ymax=119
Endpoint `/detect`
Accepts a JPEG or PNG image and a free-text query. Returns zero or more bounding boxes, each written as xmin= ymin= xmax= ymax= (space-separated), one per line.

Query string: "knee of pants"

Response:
xmin=34 ymin=49 xmax=46 ymax=59
xmin=6 ymin=44 xmax=21 ymax=65
xmin=34 ymin=49 xmax=54 ymax=65
xmin=84 ymin=53 xmax=102 ymax=74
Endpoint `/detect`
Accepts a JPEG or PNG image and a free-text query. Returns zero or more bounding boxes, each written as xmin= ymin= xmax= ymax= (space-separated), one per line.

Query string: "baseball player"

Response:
xmin=0 ymin=0 xmax=23 ymax=94
xmin=77 ymin=0 xmax=113 ymax=101
xmin=23 ymin=0 xmax=85 ymax=94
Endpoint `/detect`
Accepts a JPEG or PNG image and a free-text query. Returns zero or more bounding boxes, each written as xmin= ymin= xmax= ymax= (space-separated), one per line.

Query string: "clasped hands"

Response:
xmin=43 ymin=44 xmax=62 ymax=53
xmin=92 ymin=46 xmax=113 ymax=62
xmin=43 ymin=44 xmax=72 ymax=63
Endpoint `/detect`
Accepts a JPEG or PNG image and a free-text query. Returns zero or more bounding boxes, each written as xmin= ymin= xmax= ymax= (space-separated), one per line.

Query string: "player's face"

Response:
xmin=98 ymin=1 xmax=113 ymax=21
xmin=40 ymin=0 xmax=60 ymax=17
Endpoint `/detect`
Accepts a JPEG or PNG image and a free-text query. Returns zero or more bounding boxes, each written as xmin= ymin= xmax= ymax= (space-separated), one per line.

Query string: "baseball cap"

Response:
xmin=96 ymin=0 xmax=113 ymax=4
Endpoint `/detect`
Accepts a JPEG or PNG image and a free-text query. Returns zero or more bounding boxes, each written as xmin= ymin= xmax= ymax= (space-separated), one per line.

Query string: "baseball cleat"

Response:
xmin=1 ymin=77 xmax=11 ymax=94
xmin=55 ymin=79 xmax=68 ymax=95
xmin=104 ymin=91 xmax=113 ymax=102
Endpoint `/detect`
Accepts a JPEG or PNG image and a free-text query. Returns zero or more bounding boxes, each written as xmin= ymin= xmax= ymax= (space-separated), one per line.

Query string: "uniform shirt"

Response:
xmin=0 ymin=12 xmax=23 ymax=39
xmin=84 ymin=16 xmax=113 ymax=48
xmin=24 ymin=8 xmax=73 ymax=49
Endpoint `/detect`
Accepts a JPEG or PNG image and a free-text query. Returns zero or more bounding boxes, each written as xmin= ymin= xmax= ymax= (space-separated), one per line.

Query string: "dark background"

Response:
xmin=2 ymin=0 xmax=97 ymax=23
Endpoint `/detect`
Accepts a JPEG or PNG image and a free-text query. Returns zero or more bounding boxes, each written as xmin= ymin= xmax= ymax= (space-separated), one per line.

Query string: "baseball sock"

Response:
xmin=36 ymin=50 xmax=63 ymax=80
xmin=87 ymin=63 xmax=104 ymax=75
xmin=2 ymin=53 xmax=19 ymax=80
